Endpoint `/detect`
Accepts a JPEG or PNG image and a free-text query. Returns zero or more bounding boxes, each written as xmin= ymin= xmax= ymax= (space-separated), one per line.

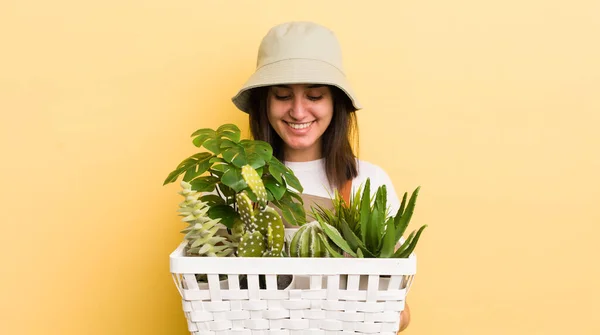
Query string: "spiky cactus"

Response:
xmin=289 ymin=221 xmax=331 ymax=257
xmin=236 ymin=165 xmax=285 ymax=257
xmin=178 ymin=181 xmax=234 ymax=257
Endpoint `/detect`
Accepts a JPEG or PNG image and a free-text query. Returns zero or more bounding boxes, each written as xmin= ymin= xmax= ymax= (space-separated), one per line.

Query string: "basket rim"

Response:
xmin=170 ymin=242 xmax=417 ymax=275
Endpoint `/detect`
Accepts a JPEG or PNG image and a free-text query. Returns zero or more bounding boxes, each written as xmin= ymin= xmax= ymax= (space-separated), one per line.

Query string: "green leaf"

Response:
xmin=395 ymin=186 xmax=420 ymax=242
xmin=286 ymin=190 xmax=304 ymax=205
xmin=359 ymin=179 xmax=371 ymax=242
xmin=398 ymin=192 xmax=407 ymax=217
xmin=209 ymin=157 xmax=226 ymax=164
xmin=395 ymin=225 xmax=427 ymax=258
xmin=245 ymin=188 xmax=258 ymax=203
xmin=219 ymin=139 xmax=238 ymax=149
xmin=340 ymin=218 xmax=373 ymax=257
xmin=375 ymin=184 xmax=387 ymax=216
xmin=268 ymin=158 xmax=286 ymax=183
xmin=345 ymin=186 xmax=364 ymax=232
xmin=216 ymin=124 xmax=241 ymax=143
xmin=317 ymin=215 xmax=357 ymax=257
xmin=264 ymin=176 xmax=286 ymax=200
xmin=207 ymin=205 xmax=238 ymax=229
xmin=393 ymin=230 xmax=415 ymax=257
xmin=379 ymin=217 xmax=396 ymax=258
xmin=216 ymin=184 xmax=235 ymax=202
xmin=240 ymin=140 xmax=273 ymax=169
xmin=357 ymin=248 xmax=365 ymax=258
xmin=241 ymin=140 xmax=272 ymax=160
xmin=266 ymin=157 xmax=303 ymax=193
xmin=163 ymin=152 xmax=213 ymax=185
xmin=246 ymin=153 xmax=266 ymax=170
xmin=265 ymin=189 xmax=275 ymax=202
xmin=211 ymin=163 xmax=229 ymax=173
xmin=189 ymin=175 xmax=220 ymax=192
xmin=200 ymin=194 xmax=226 ymax=206
xmin=366 ymin=201 xmax=381 ymax=252
xmin=274 ymin=195 xmax=306 ymax=226
xmin=289 ymin=202 xmax=306 ymax=226
xmin=283 ymin=172 xmax=303 ymax=193
xmin=310 ymin=203 xmax=336 ymax=226
xmin=317 ymin=233 xmax=344 ymax=258
xmin=372 ymin=185 xmax=388 ymax=251
xmin=221 ymin=166 xmax=248 ymax=192
xmin=183 ymin=166 xmax=202 ymax=183
xmin=221 ymin=142 xmax=247 ymax=168
xmin=203 ymin=137 xmax=222 ymax=154
xmin=191 ymin=128 xmax=216 ymax=148
xmin=274 ymin=201 xmax=295 ymax=227
xmin=270 ymin=194 xmax=303 ymax=226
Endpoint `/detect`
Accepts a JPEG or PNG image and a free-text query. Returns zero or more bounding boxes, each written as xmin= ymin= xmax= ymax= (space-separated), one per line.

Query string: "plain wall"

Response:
xmin=1 ymin=1 xmax=599 ymax=334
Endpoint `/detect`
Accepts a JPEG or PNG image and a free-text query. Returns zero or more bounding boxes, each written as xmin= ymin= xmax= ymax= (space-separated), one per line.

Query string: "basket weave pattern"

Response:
xmin=171 ymin=242 xmax=416 ymax=335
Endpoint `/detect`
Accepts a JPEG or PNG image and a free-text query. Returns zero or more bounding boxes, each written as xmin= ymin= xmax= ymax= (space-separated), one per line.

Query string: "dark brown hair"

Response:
xmin=247 ymin=85 xmax=359 ymax=191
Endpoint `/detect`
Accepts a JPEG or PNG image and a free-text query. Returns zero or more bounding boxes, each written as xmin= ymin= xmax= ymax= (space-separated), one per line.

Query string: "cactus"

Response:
xmin=229 ymin=217 xmax=245 ymax=247
xmin=289 ymin=221 xmax=331 ymax=257
xmin=241 ymin=165 xmax=268 ymax=208
xmin=178 ymin=181 xmax=234 ymax=257
xmin=236 ymin=165 xmax=285 ymax=257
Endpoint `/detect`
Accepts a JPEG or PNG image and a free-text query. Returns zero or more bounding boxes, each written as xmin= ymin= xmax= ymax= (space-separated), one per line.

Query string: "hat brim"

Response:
xmin=232 ymin=58 xmax=362 ymax=113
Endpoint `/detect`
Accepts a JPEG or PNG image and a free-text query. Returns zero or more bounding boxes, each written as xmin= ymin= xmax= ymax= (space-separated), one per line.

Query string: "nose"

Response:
xmin=289 ymin=95 xmax=308 ymax=120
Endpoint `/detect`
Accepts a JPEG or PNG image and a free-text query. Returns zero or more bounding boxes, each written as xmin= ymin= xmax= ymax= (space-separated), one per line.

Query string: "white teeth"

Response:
xmin=288 ymin=122 xmax=313 ymax=129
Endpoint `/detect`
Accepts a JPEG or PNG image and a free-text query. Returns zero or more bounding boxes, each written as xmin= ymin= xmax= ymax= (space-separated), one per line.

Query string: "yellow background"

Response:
xmin=1 ymin=1 xmax=599 ymax=334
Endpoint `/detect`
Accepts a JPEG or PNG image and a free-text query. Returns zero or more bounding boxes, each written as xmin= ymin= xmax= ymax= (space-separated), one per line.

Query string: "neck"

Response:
xmin=284 ymin=145 xmax=322 ymax=162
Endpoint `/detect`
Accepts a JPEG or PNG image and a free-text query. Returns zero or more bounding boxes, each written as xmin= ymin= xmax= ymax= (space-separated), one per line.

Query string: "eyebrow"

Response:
xmin=273 ymin=84 xmax=325 ymax=89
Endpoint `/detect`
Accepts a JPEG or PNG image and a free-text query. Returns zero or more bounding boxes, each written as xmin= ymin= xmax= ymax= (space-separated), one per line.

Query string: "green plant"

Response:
xmin=178 ymin=181 xmax=234 ymax=257
xmin=315 ymin=178 xmax=427 ymax=258
xmin=235 ymin=165 xmax=286 ymax=257
xmin=311 ymin=184 xmax=365 ymax=233
xmin=288 ymin=221 xmax=333 ymax=257
xmin=163 ymin=124 xmax=306 ymax=229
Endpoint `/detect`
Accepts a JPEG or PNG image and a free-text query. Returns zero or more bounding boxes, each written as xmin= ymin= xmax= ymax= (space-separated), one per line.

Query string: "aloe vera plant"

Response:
xmin=315 ymin=178 xmax=427 ymax=258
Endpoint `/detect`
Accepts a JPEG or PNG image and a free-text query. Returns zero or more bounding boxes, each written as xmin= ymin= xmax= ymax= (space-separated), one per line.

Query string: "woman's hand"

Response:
xmin=397 ymin=302 xmax=411 ymax=333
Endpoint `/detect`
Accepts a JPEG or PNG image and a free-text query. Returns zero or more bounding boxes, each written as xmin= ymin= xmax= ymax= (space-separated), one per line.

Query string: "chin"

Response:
xmin=288 ymin=144 xmax=311 ymax=151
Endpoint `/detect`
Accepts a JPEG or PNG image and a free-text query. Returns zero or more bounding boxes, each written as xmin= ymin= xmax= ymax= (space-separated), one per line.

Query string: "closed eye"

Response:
xmin=274 ymin=95 xmax=291 ymax=100
xmin=307 ymin=95 xmax=323 ymax=101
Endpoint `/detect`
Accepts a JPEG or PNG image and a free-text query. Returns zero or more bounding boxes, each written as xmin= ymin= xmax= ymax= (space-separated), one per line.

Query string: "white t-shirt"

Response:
xmin=284 ymin=158 xmax=401 ymax=216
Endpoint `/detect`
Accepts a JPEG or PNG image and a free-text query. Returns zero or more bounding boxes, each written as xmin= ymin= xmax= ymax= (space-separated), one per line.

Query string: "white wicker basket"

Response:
xmin=170 ymin=230 xmax=417 ymax=335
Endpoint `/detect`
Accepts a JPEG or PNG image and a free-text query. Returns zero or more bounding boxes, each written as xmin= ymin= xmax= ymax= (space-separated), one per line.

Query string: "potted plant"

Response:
xmin=163 ymin=124 xmax=305 ymax=230
xmin=289 ymin=178 xmax=427 ymax=290
xmin=166 ymin=124 xmax=422 ymax=334
xmin=176 ymin=180 xmax=236 ymax=257
xmin=164 ymin=124 xmax=305 ymax=288
xmin=314 ymin=178 xmax=427 ymax=259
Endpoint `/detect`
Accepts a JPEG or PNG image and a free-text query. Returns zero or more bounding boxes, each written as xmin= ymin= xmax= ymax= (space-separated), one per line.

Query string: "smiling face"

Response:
xmin=266 ymin=84 xmax=334 ymax=162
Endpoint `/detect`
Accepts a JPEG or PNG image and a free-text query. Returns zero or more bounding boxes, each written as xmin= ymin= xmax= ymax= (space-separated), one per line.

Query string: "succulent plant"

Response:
xmin=289 ymin=221 xmax=332 ymax=257
xmin=315 ymin=178 xmax=427 ymax=258
xmin=236 ymin=165 xmax=285 ymax=257
xmin=178 ymin=181 xmax=234 ymax=257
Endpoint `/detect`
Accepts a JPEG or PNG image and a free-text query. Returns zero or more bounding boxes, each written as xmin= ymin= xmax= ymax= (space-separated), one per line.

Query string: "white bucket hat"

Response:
xmin=232 ymin=21 xmax=362 ymax=113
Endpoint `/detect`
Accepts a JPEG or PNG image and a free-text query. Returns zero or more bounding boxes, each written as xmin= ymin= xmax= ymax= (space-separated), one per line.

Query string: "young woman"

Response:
xmin=231 ymin=21 xmax=411 ymax=332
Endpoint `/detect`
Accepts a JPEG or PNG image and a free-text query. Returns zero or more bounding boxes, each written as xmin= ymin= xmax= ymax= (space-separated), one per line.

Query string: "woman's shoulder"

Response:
xmin=355 ymin=159 xmax=392 ymax=183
